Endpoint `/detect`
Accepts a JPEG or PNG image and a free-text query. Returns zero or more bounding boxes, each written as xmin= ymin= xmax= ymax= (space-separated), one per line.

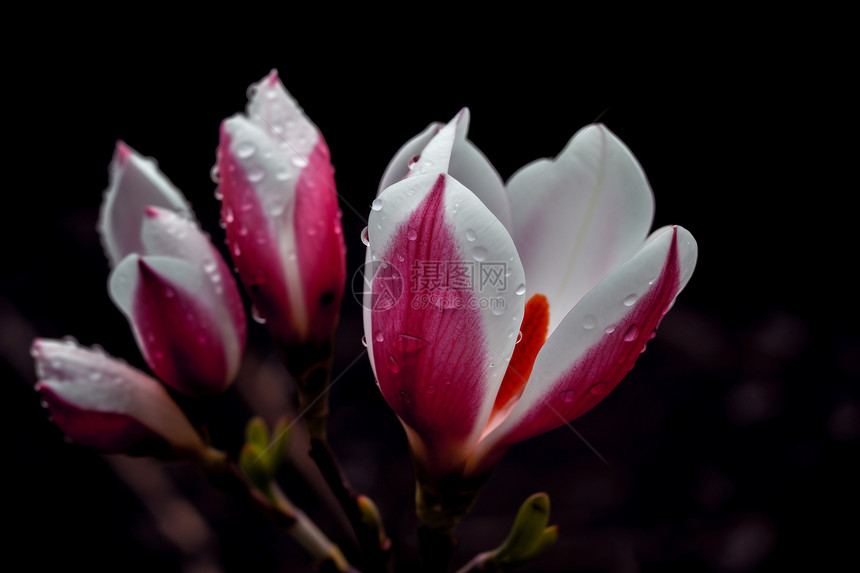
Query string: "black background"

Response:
xmin=3 ymin=15 xmax=856 ymax=573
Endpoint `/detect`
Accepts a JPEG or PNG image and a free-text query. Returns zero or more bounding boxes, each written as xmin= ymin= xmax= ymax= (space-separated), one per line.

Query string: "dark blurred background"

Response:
xmin=3 ymin=16 xmax=856 ymax=573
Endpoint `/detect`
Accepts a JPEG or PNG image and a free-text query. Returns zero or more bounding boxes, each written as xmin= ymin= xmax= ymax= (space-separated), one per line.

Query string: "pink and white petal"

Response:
xmin=506 ymin=124 xmax=655 ymax=332
xmin=98 ymin=142 xmax=193 ymax=268
xmin=108 ymin=255 xmax=242 ymax=395
xmin=140 ymin=207 xmax=247 ymax=351
xmin=32 ymin=339 xmax=204 ymax=455
xmin=470 ymin=226 xmax=697 ymax=472
xmin=377 ymin=122 xmax=442 ymax=194
xmin=218 ymin=115 xmax=307 ymax=343
xmin=366 ymin=172 xmax=526 ymax=474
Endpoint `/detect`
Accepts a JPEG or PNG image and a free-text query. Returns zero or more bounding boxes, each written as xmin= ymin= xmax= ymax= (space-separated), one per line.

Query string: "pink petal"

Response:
xmin=365 ymin=173 xmax=526 ymax=474
xmin=32 ymin=339 xmax=203 ymax=456
xmin=470 ymin=226 xmax=697 ymax=473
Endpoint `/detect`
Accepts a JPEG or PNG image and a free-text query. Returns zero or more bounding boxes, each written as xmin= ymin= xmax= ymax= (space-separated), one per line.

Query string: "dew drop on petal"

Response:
xmin=623 ymin=324 xmax=639 ymax=342
xmin=251 ymin=305 xmax=267 ymax=324
xmin=360 ymin=335 xmax=368 ymax=348
xmin=248 ymin=168 xmax=265 ymax=183
xmin=515 ymin=284 xmax=526 ymax=296
xmin=604 ymin=324 xmax=616 ymax=334
xmin=492 ymin=306 xmax=505 ymax=316
xmin=465 ymin=229 xmax=477 ymax=242
xmin=396 ymin=334 xmax=427 ymax=352
xmin=388 ymin=355 xmax=400 ymax=373
xmin=407 ymin=228 xmax=418 ymax=241
xmin=210 ymin=165 xmax=221 ymax=184
xmin=371 ymin=198 xmax=383 ymax=211
xmin=560 ymin=390 xmax=576 ymax=403
xmin=516 ymin=330 xmax=524 ymax=343
xmin=360 ymin=226 xmax=370 ymax=246
xmin=472 ymin=246 xmax=488 ymax=262
xmin=582 ymin=314 xmax=597 ymax=329
xmin=374 ymin=329 xmax=384 ymax=343
xmin=623 ymin=293 xmax=638 ymax=307
xmin=589 ymin=382 xmax=609 ymax=395
xmin=237 ymin=142 xmax=256 ymax=158
xmin=506 ymin=327 xmax=517 ymax=339
xmin=648 ymin=276 xmax=657 ymax=285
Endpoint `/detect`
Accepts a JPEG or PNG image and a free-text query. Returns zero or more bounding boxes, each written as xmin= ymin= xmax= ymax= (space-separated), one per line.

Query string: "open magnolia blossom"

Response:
xmin=31 ymin=338 xmax=206 ymax=458
xmin=99 ymin=142 xmax=247 ymax=396
xmin=364 ymin=110 xmax=698 ymax=479
xmin=217 ymin=70 xmax=346 ymax=352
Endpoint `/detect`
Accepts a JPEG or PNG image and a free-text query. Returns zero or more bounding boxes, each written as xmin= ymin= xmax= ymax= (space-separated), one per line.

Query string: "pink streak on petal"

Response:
xmin=134 ymin=260 xmax=230 ymax=396
xmin=294 ymin=134 xmax=346 ymax=347
xmin=38 ymin=384 xmax=159 ymax=453
xmin=115 ymin=140 xmax=132 ymax=165
xmin=217 ymin=125 xmax=295 ymax=344
xmin=502 ymin=227 xmax=682 ymax=446
xmin=372 ymin=174 xmax=488 ymax=458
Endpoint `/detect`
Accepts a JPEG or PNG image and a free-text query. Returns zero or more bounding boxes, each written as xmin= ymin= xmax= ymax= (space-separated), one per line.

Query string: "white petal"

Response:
xmin=98 ymin=142 xmax=193 ymax=268
xmin=507 ymin=124 xmax=654 ymax=332
xmin=245 ymin=69 xmax=319 ymax=157
xmin=377 ymin=122 xmax=442 ymax=194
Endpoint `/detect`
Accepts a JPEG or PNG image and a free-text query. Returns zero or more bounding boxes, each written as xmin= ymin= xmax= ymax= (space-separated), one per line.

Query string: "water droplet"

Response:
xmin=233 ymin=243 xmax=242 ymax=257
xmin=604 ymin=325 xmax=616 ymax=334
xmin=203 ymin=260 xmax=217 ymax=273
xmin=399 ymin=390 xmax=411 ymax=404
xmin=649 ymin=330 xmax=657 ymax=340
xmin=248 ymin=168 xmax=265 ymax=183
xmin=491 ymin=306 xmax=505 ymax=316
xmin=648 ymin=276 xmax=657 ymax=285
xmin=560 ymin=390 xmax=576 ymax=403
xmin=238 ymin=223 xmax=249 ymax=237
xmin=360 ymin=226 xmax=370 ymax=246
xmin=224 ymin=205 xmax=235 ymax=224
xmin=465 ymin=229 xmax=477 ymax=241
xmin=374 ymin=330 xmax=384 ymax=343
xmin=371 ymin=198 xmax=384 ymax=211
xmin=472 ymin=246 xmax=488 ymax=262
xmin=388 ymin=355 xmax=400 ymax=373
xmin=516 ymin=331 xmax=524 ymax=343
xmin=210 ymin=165 xmax=220 ymax=184
xmin=515 ymin=284 xmax=526 ymax=296
xmin=407 ymin=228 xmax=418 ymax=241
xmin=408 ymin=154 xmax=420 ymax=168
xmin=213 ymin=188 xmax=223 ymax=200
xmin=424 ymin=384 xmax=437 ymax=395
xmin=589 ymin=382 xmax=609 ymax=395
xmin=623 ymin=324 xmax=639 ymax=342
xmin=396 ymin=334 xmax=427 ymax=352
xmin=506 ymin=327 xmax=517 ymax=338
xmin=623 ymin=294 xmax=638 ymax=307
xmin=291 ymin=156 xmax=307 ymax=168
xmin=582 ymin=314 xmax=597 ymax=329
xmin=251 ymin=305 xmax=267 ymax=324
xmin=361 ymin=335 xmax=368 ymax=347
xmin=237 ymin=142 xmax=255 ymax=158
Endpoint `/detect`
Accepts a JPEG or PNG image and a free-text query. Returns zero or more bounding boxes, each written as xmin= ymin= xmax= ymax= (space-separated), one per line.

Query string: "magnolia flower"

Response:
xmin=99 ymin=142 xmax=247 ymax=396
xmin=32 ymin=338 xmax=206 ymax=458
xmin=216 ymin=70 xmax=346 ymax=354
xmin=364 ymin=110 xmax=698 ymax=479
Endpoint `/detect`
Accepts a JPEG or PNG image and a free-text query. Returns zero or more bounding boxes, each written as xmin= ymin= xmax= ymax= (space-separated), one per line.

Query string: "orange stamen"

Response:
xmin=491 ymin=294 xmax=550 ymax=417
